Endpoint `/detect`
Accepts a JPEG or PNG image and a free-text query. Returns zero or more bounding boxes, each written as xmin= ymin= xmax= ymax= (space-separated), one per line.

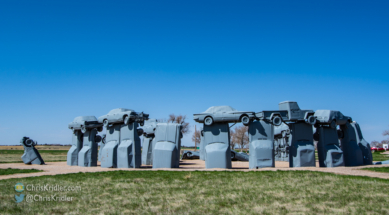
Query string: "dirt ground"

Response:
xmin=1 ymin=160 xmax=389 ymax=180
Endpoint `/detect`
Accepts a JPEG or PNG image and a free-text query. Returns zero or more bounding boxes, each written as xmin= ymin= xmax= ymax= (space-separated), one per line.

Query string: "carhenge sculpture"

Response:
xmin=99 ymin=108 xmax=148 ymax=168
xmin=68 ymin=116 xmax=103 ymax=167
xmin=194 ymin=106 xmax=255 ymax=169
xmin=313 ymin=110 xmax=347 ymax=167
xmin=256 ymin=101 xmax=317 ymax=168
xmin=20 ymin=137 xmax=45 ymax=165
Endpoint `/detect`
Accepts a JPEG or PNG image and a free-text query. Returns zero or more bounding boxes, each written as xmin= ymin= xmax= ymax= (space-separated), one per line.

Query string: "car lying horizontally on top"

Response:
xmin=314 ymin=110 xmax=352 ymax=128
xmin=68 ymin=116 xmax=103 ymax=133
xmin=255 ymin=101 xmax=316 ymax=126
xmin=193 ymin=106 xmax=255 ymax=126
xmin=98 ymin=108 xmax=149 ymax=126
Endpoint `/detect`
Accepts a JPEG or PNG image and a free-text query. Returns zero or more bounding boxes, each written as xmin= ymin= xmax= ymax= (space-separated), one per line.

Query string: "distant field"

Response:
xmin=0 ymin=145 xmax=71 ymax=150
xmin=0 ymin=171 xmax=388 ymax=214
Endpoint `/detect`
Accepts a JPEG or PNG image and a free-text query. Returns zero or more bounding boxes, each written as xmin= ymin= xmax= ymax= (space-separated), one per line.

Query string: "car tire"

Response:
xmin=81 ymin=126 xmax=87 ymax=134
xmin=306 ymin=115 xmax=316 ymax=125
xmin=241 ymin=115 xmax=250 ymax=126
xmin=204 ymin=116 xmax=213 ymax=126
xmin=330 ymin=120 xmax=337 ymax=129
xmin=24 ymin=139 xmax=33 ymax=147
xmin=272 ymin=116 xmax=282 ymax=126
xmin=103 ymin=119 xmax=109 ymax=127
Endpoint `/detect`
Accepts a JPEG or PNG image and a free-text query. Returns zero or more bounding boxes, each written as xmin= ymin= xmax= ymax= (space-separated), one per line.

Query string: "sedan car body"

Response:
xmin=193 ymin=106 xmax=255 ymax=126
xmin=68 ymin=116 xmax=102 ymax=132
xmin=98 ymin=108 xmax=149 ymax=126
xmin=314 ymin=110 xmax=352 ymax=128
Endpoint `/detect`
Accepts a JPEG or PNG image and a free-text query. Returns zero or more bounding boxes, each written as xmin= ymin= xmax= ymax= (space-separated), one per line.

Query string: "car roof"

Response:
xmin=203 ymin=106 xmax=237 ymax=113
xmin=108 ymin=108 xmax=134 ymax=114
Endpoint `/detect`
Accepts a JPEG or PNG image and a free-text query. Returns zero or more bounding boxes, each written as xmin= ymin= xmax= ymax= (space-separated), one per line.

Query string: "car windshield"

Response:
xmin=203 ymin=106 xmax=237 ymax=113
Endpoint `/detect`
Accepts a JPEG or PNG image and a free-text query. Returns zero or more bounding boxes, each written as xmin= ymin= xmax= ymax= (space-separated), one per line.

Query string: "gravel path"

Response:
xmin=1 ymin=160 xmax=389 ymax=180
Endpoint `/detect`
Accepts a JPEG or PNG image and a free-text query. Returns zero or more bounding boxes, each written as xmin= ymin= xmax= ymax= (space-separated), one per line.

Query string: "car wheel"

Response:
xmin=204 ymin=116 xmax=213 ymax=126
xmin=231 ymin=152 xmax=235 ymax=159
xmin=272 ymin=116 xmax=282 ymax=126
xmin=103 ymin=119 xmax=109 ymax=127
xmin=241 ymin=115 xmax=250 ymax=126
xmin=306 ymin=115 xmax=316 ymax=125
xmin=81 ymin=126 xmax=87 ymax=134
xmin=24 ymin=139 xmax=33 ymax=147
xmin=330 ymin=120 xmax=337 ymax=129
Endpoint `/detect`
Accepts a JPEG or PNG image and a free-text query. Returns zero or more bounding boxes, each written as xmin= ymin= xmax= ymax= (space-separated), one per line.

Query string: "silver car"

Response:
xmin=98 ymin=108 xmax=149 ymax=126
xmin=193 ymin=106 xmax=255 ymax=126
xmin=314 ymin=110 xmax=352 ymax=128
xmin=68 ymin=116 xmax=103 ymax=133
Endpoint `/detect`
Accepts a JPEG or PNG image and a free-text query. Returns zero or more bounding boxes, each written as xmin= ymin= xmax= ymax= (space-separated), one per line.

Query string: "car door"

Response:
xmin=212 ymin=111 xmax=223 ymax=122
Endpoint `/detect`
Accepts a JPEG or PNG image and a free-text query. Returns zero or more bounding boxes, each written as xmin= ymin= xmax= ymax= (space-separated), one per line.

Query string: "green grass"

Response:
xmin=372 ymin=151 xmax=389 ymax=162
xmin=0 ymin=168 xmax=42 ymax=175
xmin=0 ymin=150 xmax=68 ymax=163
xmin=362 ymin=167 xmax=389 ymax=173
xmin=0 ymin=171 xmax=389 ymax=214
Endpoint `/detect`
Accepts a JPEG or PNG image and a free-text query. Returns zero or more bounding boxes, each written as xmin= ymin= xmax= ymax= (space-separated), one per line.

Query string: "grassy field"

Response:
xmin=362 ymin=167 xmax=389 ymax=173
xmin=0 ymin=171 xmax=388 ymax=214
xmin=0 ymin=150 xmax=68 ymax=163
xmin=372 ymin=151 xmax=389 ymax=162
xmin=0 ymin=168 xmax=43 ymax=175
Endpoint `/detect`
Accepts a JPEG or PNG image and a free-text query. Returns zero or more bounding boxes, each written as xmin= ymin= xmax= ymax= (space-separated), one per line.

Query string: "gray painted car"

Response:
xmin=255 ymin=101 xmax=316 ymax=126
xmin=98 ymin=108 xmax=149 ymax=126
xmin=193 ymin=106 xmax=255 ymax=126
xmin=314 ymin=110 xmax=352 ymax=128
xmin=68 ymin=116 xmax=103 ymax=133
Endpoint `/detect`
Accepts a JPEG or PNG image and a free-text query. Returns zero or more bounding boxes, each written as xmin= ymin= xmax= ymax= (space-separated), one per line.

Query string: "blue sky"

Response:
xmin=0 ymin=0 xmax=388 ymax=146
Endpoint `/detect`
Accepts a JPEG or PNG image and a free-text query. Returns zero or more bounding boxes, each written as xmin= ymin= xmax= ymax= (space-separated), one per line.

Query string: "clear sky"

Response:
xmin=0 ymin=0 xmax=388 ymax=146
